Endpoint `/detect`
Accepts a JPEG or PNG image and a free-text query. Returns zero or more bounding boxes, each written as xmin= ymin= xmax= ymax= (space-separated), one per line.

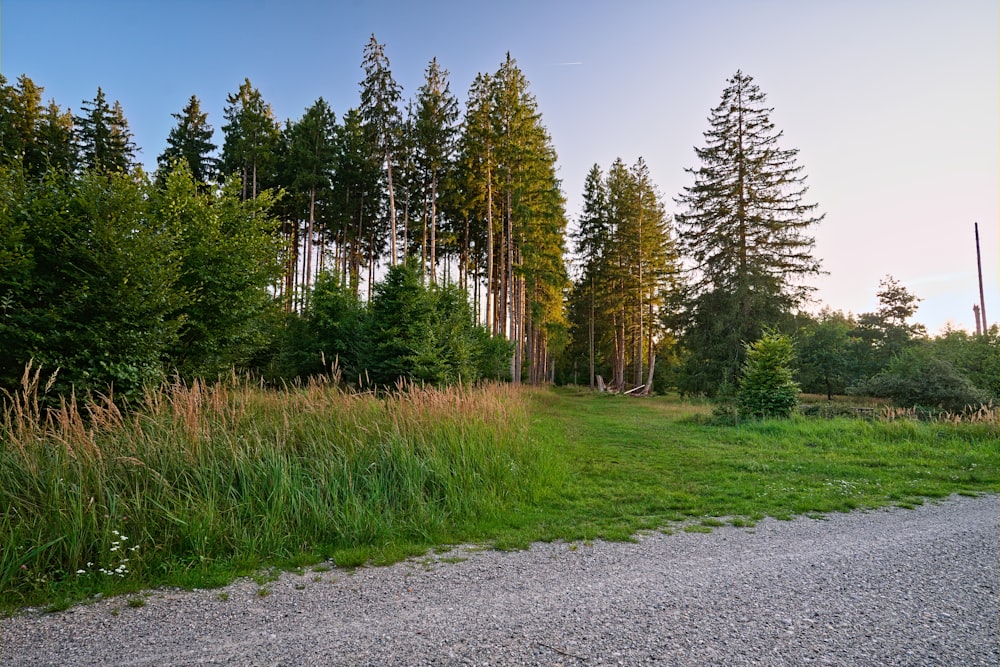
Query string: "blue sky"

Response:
xmin=2 ymin=0 xmax=997 ymax=334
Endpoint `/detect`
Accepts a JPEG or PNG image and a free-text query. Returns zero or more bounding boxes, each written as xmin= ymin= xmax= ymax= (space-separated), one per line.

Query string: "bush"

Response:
xmin=855 ymin=346 xmax=989 ymax=412
xmin=737 ymin=332 xmax=800 ymax=419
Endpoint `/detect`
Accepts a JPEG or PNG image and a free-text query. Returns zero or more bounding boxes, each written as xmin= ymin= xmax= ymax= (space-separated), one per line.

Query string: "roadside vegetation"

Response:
xmin=2 ymin=379 xmax=997 ymax=613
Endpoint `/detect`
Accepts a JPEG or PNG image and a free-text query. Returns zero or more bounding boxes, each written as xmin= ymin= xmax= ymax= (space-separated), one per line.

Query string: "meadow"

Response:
xmin=1 ymin=374 xmax=997 ymax=612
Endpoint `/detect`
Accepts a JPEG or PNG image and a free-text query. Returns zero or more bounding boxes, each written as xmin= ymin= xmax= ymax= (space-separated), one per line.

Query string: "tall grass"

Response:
xmin=1 ymin=369 xmax=542 ymax=609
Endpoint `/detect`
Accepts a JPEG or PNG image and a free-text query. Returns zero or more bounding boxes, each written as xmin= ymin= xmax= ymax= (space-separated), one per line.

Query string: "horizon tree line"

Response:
xmin=3 ymin=53 xmax=993 ymax=404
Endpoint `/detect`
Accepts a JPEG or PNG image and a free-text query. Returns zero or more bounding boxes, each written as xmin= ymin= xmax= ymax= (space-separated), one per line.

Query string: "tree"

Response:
xmin=283 ymin=98 xmax=338 ymax=309
xmin=457 ymin=72 xmax=498 ymax=331
xmin=857 ymin=344 xmax=988 ymax=412
xmin=796 ymin=310 xmax=853 ymax=400
xmin=359 ymin=34 xmax=403 ymax=266
xmin=571 ymin=164 xmax=610 ymax=388
xmin=852 ymin=275 xmax=925 ymax=377
xmin=157 ymin=95 xmax=218 ymax=186
xmin=75 ymin=87 xmax=136 ymax=173
xmin=220 ymin=79 xmax=281 ymax=200
xmin=412 ymin=58 xmax=459 ymax=284
xmin=673 ymin=71 xmax=823 ymax=395
xmin=737 ymin=331 xmax=800 ymax=419
xmin=152 ymin=165 xmax=284 ymax=379
xmin=330 ymin=107 xmax=383 ymax=299
xmin=570 ymin=158 xmax=678 ymax=391
xmin=0 ymin=168 xmax=181 ymax=398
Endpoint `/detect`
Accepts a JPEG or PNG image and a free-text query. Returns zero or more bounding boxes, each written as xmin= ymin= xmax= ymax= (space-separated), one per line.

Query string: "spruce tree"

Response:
xmin=359 ymin=34 xmax=403 ymax=266
xmin=157 ymin=94 xmax=218 ymax=186
xmin=220 ymin=79 xmax=281 ymax=200
xmin=284 ymin=97 xmax=338 ymax=308
xmin=412 ymin=58 xmax=459 ymax=284
xmin=75 ymin=87 xmax=136 ymax=173
xmin=674 ymin=71 xmax=823 ymax=395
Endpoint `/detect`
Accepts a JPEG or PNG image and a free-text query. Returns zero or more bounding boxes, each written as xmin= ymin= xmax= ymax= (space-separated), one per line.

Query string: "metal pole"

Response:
xmin=976 ymin=222 xmax=988 ymax=332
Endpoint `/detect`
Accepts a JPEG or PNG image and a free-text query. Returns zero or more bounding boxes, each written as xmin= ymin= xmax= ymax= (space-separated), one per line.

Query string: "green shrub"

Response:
xmin=855 ymin=346 xmax=989 ymax=412
xmin=737 ymin=332 xmax=800 ymax=419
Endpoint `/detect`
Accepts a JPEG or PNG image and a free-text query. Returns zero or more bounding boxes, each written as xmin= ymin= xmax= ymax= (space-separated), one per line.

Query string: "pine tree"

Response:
xmin=674 ymin=71 xmax=823 ymax=395
xmin=157 ymin=95 xmax=218 ymax=186
xmin=37 ymin=101 xmax=76 ymax=174
xmin=457 ymin=72 xmax=498 ymax=331
xmin=0 ymin=75 xmax=46 ymax=175
xmin=359 ymin=34 xmax=403 ymax=266
xmin=572 ymin=164 xmax=610 ymax=389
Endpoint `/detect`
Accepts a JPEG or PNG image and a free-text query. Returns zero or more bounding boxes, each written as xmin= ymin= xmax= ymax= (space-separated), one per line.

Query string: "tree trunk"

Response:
xmin=386 ymin=147 xmax=397 ymax=266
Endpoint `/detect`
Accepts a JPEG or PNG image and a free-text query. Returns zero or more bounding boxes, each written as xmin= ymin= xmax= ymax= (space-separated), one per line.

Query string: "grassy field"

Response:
xmin=1 ymin=379 xmax=997 ymax=612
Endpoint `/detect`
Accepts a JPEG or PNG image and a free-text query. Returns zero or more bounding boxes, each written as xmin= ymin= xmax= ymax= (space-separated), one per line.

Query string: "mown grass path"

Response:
xmin=520 ymin=388 xmax=999 ymax=541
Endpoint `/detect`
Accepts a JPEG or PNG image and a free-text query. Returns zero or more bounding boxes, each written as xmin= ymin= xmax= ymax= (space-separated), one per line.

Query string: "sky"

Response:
xmin=2 ymin=0 xmax=997 ymax=335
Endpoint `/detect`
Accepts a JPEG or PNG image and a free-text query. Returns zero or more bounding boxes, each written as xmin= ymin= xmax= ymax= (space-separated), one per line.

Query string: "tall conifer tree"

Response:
xmin=158 ymin=95 xmax=218 ymax=186
xmin=412 ymin=58 xmax=459 ymax=284
xmin=221 ymin=79 xmax=281 ymax=200
xmin=359 ymin=34 xmax=403 ymax=266
xmin=673 ymin=71 xmax=823 ymax=394
xmin=75 ymin=87 xmax=136 ymax=173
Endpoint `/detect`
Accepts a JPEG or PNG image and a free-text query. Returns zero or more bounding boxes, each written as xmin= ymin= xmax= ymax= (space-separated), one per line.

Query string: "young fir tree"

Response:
xmin=674 ymin=71 xmax=823 ymax=395
xmin=157 ymin=94 xmax=218 ymax=186
xmin=359 ymin=34 xmax=403 ymax=266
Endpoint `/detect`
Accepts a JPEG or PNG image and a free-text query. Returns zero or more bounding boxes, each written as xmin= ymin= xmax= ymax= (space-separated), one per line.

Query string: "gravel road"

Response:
xmin=1 ymin=494 xmax=997 ymax=666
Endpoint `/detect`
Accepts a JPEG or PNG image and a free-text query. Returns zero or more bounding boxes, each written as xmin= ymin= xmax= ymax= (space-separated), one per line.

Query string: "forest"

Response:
xmin=1 ymin=37 xmax=997 ymax=412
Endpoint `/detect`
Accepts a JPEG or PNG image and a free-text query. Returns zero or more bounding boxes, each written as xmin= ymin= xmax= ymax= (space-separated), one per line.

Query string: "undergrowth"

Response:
xmin=1 ymin=368 xmax=544 ymax=611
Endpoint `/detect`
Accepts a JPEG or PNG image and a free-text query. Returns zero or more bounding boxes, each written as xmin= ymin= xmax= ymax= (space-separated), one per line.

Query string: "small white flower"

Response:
xmin=76 ymin=569 xmax=86 ymax=574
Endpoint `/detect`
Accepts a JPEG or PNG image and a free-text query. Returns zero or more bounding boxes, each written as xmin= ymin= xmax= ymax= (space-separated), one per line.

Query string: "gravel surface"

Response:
xmin=1 ymin=494 xmax=997 ymax=666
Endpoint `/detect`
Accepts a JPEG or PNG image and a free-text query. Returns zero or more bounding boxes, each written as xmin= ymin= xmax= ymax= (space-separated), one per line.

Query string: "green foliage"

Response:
xmin=673 ymin=71 xmax=823 ymax=395
xmin=286 ymin=271 xmax=368 ymax=380
xmin=796 ymin=311 xmax=854 ymax=399
xmin=156 ymin=94 xmax=218 ymax=186
xmin=365 ymin=261 xmax=502 ymax=387
xmin=0 ymin=163 xmax=282 ymax=399
xmin=152 ymin=165 xmax=284 ymax=380
xmin=737 ymin=332 xmax=800 ymax=419
xmin=0 ymin=169 xmax=181 ymax=399
xmin=851 ymin=275 xmax=926 ymax=377
xmin=929 ymin=327 xmax=1000 ymax=400
xmin=855 ymin=345 xmax=990 ymax=412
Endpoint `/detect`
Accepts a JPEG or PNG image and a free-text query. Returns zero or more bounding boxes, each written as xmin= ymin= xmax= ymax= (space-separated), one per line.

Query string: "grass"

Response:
xmin=523 ymin=388 xmax=998 ymax=539
xmin=1 ymin=371 xmax=544 ymax=611
xmin=1 ymin=376 xmax=997 ymax=613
